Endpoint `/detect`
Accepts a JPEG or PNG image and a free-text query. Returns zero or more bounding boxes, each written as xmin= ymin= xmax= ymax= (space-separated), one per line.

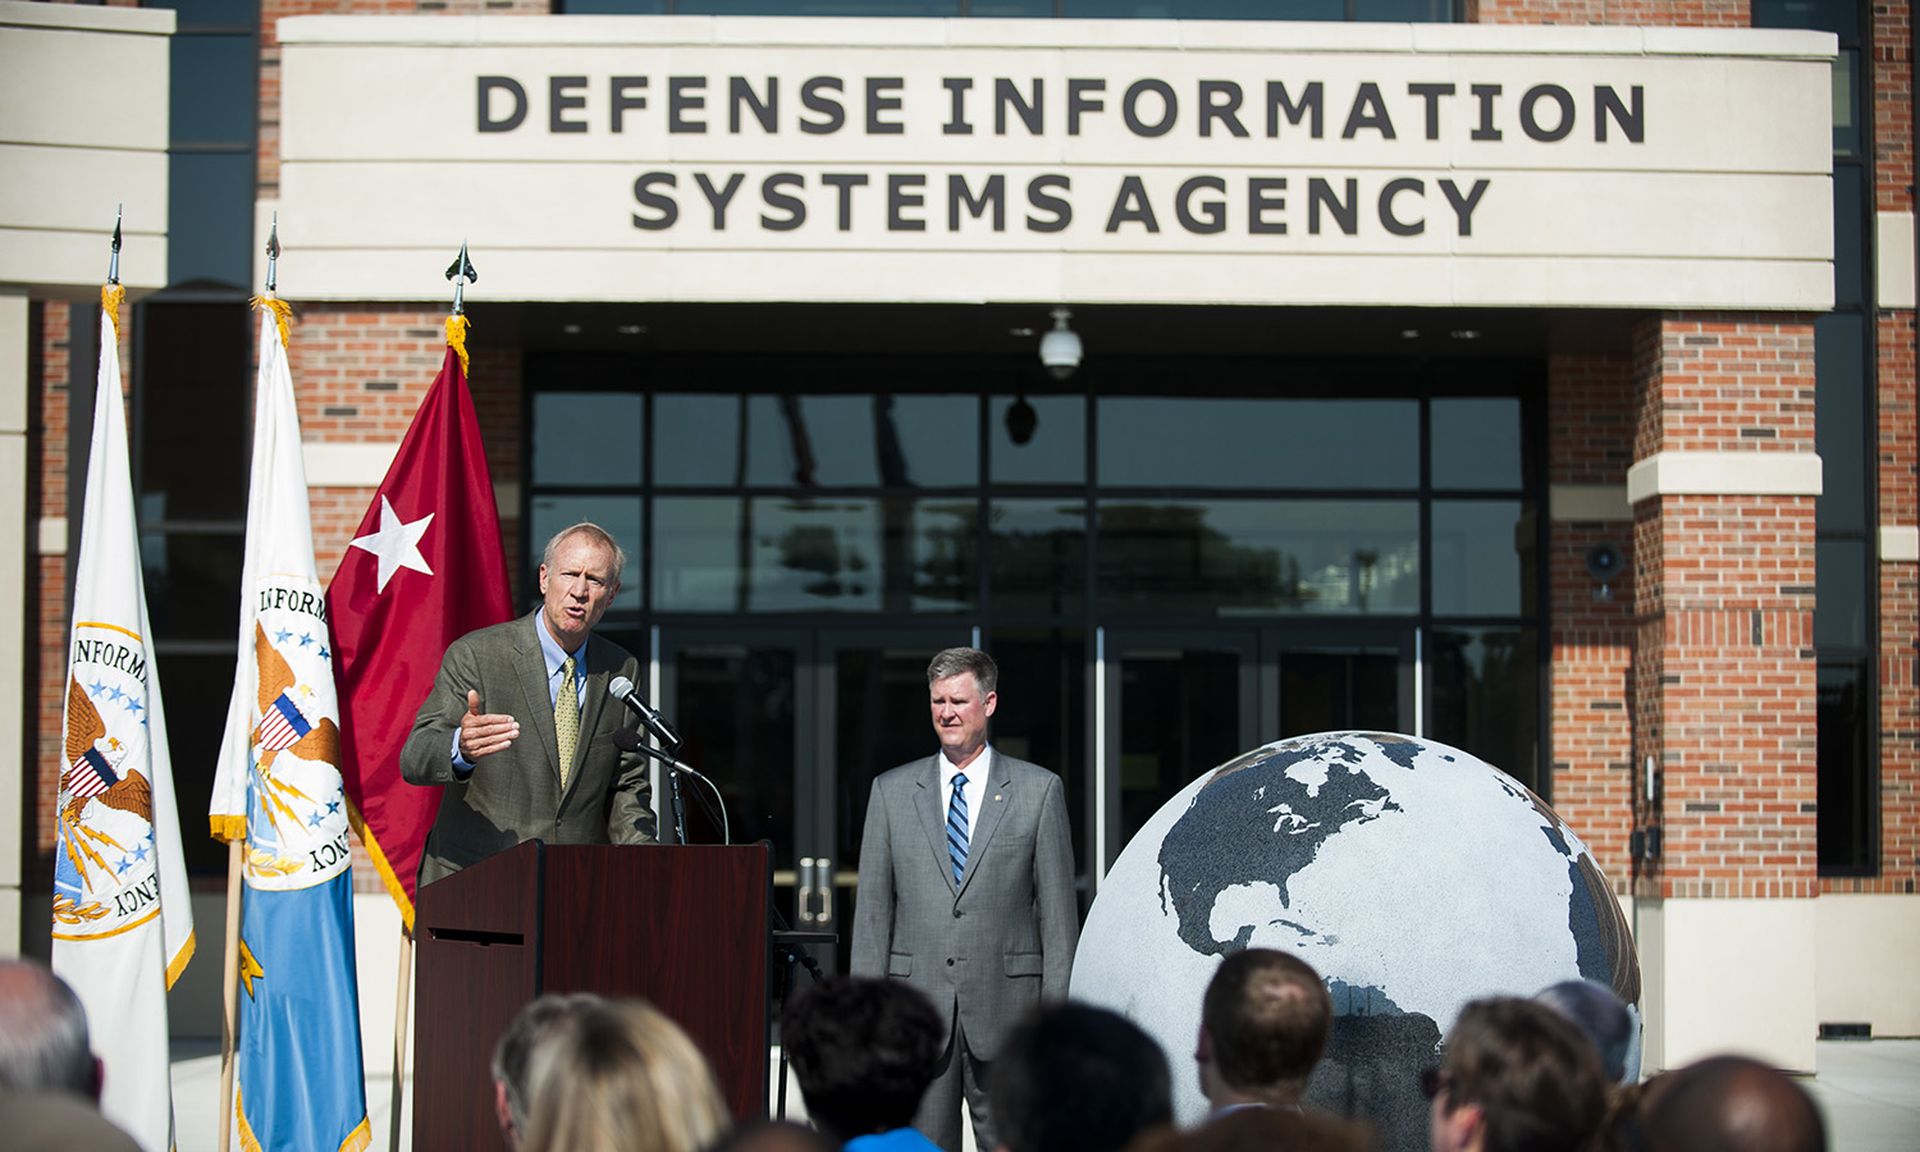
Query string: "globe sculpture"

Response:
xmin=1070 ymin=732 xmax=1639 ymax=1152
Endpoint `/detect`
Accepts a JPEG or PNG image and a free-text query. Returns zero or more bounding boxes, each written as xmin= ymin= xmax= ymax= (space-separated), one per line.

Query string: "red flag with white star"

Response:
xmin=326 ymin=325 xmax=512 ymax=929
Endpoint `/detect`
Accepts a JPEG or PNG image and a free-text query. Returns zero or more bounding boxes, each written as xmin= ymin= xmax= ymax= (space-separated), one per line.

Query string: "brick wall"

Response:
xmin=1631 ymin=314 xmax=1821 ymax=900
xmin=1547 ymin=351 xmax=1638 ymax=887
xmin=28 ymin=303 xmax=72 ymax=871
xmin=1875 ymin=0 xmax=1914 ymax=213
xmin=1468 ymin=0 xmax=1747 ymax=26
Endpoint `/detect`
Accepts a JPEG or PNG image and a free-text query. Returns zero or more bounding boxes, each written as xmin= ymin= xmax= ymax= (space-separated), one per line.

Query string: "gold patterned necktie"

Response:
xmin=555 ymin=655 xmax=579 ymax=789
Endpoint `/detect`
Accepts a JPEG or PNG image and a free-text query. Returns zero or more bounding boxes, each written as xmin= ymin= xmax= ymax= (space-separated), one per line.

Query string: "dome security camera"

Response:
xmin=1039 ymin=308 xmax=1081 ymax=380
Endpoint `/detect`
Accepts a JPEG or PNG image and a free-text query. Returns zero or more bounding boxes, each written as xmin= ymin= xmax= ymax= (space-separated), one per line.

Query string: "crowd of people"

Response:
xmin=0 ymin=946 xmax=1840 ymax=1152
xmin=476 ymin=948 xmax=1823 ymax=1152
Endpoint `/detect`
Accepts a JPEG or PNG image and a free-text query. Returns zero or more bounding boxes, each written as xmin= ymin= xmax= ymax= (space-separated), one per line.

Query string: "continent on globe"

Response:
xmin=1072 ymin=731 xmax=1641 ymax=1152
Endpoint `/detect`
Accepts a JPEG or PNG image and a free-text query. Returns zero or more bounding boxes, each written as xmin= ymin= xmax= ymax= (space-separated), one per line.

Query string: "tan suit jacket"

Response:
xmin=400 ymin=610 xmax=656 ymax=886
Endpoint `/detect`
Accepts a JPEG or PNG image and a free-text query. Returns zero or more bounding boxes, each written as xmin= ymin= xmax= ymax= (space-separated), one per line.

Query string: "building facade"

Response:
xmin=4 ymin=0 xmax=1914 ymax=1077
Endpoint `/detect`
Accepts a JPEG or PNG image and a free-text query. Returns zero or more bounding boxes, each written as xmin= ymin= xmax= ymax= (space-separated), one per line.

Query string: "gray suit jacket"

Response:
xmin=850 ymin=751 xmax=1079 ymax=1061
xmin=399 ymin=610 xmax=657 ymax=886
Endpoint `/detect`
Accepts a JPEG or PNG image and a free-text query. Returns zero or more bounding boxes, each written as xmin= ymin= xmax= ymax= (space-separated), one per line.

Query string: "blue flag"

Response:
xmin=214 ymin=299 xmax=370 ymax=1152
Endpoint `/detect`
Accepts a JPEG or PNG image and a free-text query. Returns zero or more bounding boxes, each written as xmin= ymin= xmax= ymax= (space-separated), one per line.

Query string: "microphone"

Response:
xmin=608 ymin=675 xmax=682 ymax=750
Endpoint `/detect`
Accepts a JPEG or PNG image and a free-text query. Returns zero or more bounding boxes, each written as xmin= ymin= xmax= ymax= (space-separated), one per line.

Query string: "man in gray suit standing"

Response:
xmin=401 ymin=522 xmax=656 ymax=886
xmin=852 ymin=647 xmax=1079 ymax=1152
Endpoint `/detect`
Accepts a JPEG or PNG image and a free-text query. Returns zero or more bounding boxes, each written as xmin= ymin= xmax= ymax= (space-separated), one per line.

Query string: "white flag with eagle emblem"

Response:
xmin=53 ymin=294 xmax=196 ymax=1152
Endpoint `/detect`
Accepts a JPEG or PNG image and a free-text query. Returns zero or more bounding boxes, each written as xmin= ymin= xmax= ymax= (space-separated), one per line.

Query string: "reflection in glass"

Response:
xmin=1428 ymin=627 xmax=1540 ymax=792
xmin=655 ymin=394 xmax=743 ymax=487
xmin=1097 ymin=500 xmax=1418 ymax=616
xmin=1815 ymin=539 xmax=1867 ymax=649
xmin=991 ymin=630 xmax=1089 ymax=892
xmin=991 ymin=395 xmax=1085 ymax=485
xmin=1098 ymin=398 xmax=1418 ymax=489
xmin=1431 ymin=398 xmax=1523 ymax=490
xmin=532 ymin=393 xmax=643 ymax=486
xmin=169 ymin=152 xmax=255 ymax=288
xmin=989 ymin=500 xmax=1086 ymax=617
xmin=1814 ymin=314 xmax=1867 ymax=533
xmin=1816 ymin=660 xmax=1872 ymax=872
xmin=1280 ymin=649 xmax=1400 ymax=737
xmin=1432 ymin=500 xmax=1534 ymax=617
xmin=744 ymin=395 xmax=978 ymax=488
xmin=172 ymin=33 xmax=258 ymax=145
xmin=674 ymin=645 xmax=796 ymax=862
xmin=529 ymin=495 xmax=643 ymax=612
xmin=1119 ymin=648 xmax=1243 ymax=846
xmin=653 ymin=497 xmax=977 ymax=612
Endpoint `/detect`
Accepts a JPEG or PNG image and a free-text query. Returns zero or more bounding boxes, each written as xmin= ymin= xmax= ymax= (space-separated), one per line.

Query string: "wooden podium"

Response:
xmin=412 ymin=840 xmax=773 ymax=1151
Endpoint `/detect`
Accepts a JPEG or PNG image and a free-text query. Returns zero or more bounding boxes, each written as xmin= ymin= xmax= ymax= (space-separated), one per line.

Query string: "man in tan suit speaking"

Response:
xmin=401 ymin=522 xmax=656 ymax=885
xmin=852 ymin=647 xmax=1079 ymax=1152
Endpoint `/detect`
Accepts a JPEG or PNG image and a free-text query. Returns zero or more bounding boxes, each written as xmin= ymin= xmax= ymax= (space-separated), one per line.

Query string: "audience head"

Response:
xmin=991 ymin=1002 xmax=1173 ymax=1152
xmin=1534 ymin=979 xmax=1635 ymax=1085
xmin=0 ymin=958 xmax=98 ymax=1099
xmin=1637 ymin=1055 xmax=1824 ymax=1152
xmin=1196 ymin=948 xmax=1332 ymax=1109
xmin=492 ymin=992 xmax=603 ymax=1147
xmin=781 ymin=975 xmax=944 ymax=1142
xmin=1131 ymin=1105 xmax=1373 ymax=1152
xmin=1426 ymin=997 xmax=1607 ymax=1152
xmin=520 ymin=997 xmax=731 ymax=1152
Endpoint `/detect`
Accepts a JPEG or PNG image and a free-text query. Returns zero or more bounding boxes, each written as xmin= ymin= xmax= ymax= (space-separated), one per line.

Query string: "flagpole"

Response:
xmin=389 ymin=928 xmax=413 ymax=1152
xmin=216 ymin=218 xmax=278 ymax=1152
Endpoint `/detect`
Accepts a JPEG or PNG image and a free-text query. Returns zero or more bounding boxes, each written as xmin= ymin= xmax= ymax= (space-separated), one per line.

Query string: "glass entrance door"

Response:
xmin=659 ymin=626 xmax=965 ymax=973
xmin=1102 ymin=625 xmax=1415 ymax=876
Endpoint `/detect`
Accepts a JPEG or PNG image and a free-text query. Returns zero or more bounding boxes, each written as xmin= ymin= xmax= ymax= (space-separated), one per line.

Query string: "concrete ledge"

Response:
xmin=36 ymin=516 xmax=65 ymax=556
xmin=303 ymin=441 xmax=399 ymax=488
xmin=0 ymin=0 xmax=174 ymax=35
xmin=1550 ymin=483 xmax=1632 ymax=523
xmin=1879 ymin=212 xmax=1916 ymax=310
xmin=1626 ymin=450 xmax=1823 ymax=504
xmin=1816 ymin=893 xmax=1920 ymax=1036
xmin=1882 ymin=526 xmax=1920 ymax=562
xmin=1640 ymin=897 xmax=1817 ymax=1074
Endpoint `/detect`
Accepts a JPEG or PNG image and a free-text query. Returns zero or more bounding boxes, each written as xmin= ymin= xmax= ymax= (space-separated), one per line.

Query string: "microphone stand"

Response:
xmin=612 ymin=728 xmax=727 ymax=845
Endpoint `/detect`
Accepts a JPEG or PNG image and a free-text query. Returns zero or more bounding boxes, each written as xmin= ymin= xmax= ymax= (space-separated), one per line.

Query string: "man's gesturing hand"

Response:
xmin=459 ymin=689 xmax=520 ymax=760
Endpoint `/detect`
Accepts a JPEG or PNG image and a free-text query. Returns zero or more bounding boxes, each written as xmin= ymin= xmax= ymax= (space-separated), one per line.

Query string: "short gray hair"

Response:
xmin=0 ymin=957 xmax=94 ymax=1096
xmin=928 ymin=647 xmax=997 ymax=697
xmin=543 ymin=522 xmax=627 ymax=589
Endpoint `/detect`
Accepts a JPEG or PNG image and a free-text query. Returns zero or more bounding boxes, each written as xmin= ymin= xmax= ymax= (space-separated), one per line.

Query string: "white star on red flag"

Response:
xmin=347 ymin=495 xmax=434 ymax=592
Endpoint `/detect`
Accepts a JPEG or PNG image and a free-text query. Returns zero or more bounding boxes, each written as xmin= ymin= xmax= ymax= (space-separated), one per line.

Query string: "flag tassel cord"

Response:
xmin=217 ymin=838 xmax=244 ymax=1152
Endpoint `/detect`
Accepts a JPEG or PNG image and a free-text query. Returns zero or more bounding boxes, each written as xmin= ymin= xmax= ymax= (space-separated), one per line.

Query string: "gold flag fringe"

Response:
xmin=101 ymin=284 xmax=125 ymax=338
xmin=446 ymin=313 xmax=470 ymax=376
xmin=251 ymin=295 xmax=293 ymax=351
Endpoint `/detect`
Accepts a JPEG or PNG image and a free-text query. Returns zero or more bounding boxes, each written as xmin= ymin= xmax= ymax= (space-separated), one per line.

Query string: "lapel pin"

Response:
xmin=995 ymin=794 xmax=1003 ymax=802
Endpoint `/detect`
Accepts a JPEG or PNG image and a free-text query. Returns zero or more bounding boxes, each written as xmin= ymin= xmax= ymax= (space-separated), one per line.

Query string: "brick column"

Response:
xmin=1628 ymin=312 xmax=1820 ymax=1071
xmin=1547 ymin=350 xmax=1638 ymax=888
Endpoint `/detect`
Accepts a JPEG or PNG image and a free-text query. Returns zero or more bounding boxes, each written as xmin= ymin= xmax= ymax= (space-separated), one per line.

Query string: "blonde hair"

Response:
xmin=521 ymin=998 xmax=731 ymax=1152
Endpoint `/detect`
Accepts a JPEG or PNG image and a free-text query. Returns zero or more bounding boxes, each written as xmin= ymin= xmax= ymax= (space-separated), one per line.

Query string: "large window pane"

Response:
xmin=653 ymin=496 xmax=976 ymax=612
xmin=1752 ymin=0 xmax=1858 ymax=40
xmin=742 ymin=395 xmax=978 ymax=488
xmin=1814 ymin=313 xmax=1867 ymax=533
xmin=137 ymin=302 xmax=251 ymax=521
xmin=529 ymin=495 xmax=643 ymax=613
xmin=991 ymin=629 xmax=1089 ymax=898
xmin=153 ymin=650 xmax=245 ymax=875
xmin=140 ymin=530 xmax=244 ymax=641
xmin=168 ymin=152 xmax=255 ymax=288
xmin=989 ymin=499 xmax=1086 ymax=617
xmin=1099 ymin=398 xmax=1418 ymax=489
xmin=1428 ymin=626 xmax=1540 ymax=793
xmin=1431 ymin=397 xmax=1523 ymax=491
xmin=656 ymin=394 xmax=743 ymax=487
xmin=1814 ymin=539 xmax=1868 ymax=649
xmin=1067 ymin=0 xmax=1345 ymax=17
xmin=1816 ymin=660 xmax=1873 ymax=873
xmin=1833 ymin=164 xmax=1864 ymax=309
xmin=991 ymin=395 xmax=1085 ymax=486
xmin=674 ymin=645 xmax=797 ymax=860
xmin=1432 ymin=499 xmax=1535 ymax=617
xmin=532 ymin=393 xmax=643 ymax=486
xmin=171 ymin=33 xmax=257 ymax=146
xmin=1097 ymin=500 xmax=1419 ymax=616
xmin=1119 ymin=647 xmax=1245 ymax=846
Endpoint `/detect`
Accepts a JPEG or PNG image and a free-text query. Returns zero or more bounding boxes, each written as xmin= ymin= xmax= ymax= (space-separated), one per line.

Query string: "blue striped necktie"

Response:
xmin=947 ymin=772 xmax=970 ymax=884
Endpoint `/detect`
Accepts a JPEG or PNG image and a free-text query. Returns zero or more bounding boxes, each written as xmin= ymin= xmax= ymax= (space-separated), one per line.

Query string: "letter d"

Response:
xmin=478 ymin=76 xmax=528 ymax=133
